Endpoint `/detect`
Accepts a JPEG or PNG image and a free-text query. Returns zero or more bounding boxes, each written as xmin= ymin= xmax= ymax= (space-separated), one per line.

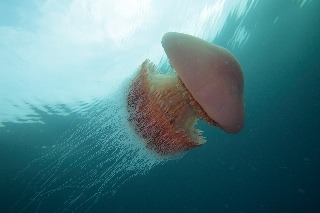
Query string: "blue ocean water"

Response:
xmin=1 ymin=0 xmax=319 ymax=212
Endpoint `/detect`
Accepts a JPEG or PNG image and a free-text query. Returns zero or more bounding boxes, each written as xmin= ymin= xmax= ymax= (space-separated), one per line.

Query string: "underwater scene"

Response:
xmin=0 ymin=0 xmax=319 ymax=212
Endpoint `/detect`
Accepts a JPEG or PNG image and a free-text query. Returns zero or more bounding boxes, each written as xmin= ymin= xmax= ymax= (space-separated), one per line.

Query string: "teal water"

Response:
xmin=1 ymin=0 xmax=319 ymax=212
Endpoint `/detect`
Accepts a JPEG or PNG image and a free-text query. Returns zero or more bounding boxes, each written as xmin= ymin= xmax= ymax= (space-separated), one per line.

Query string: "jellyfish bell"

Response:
xmin=127 ymin=32 xmax=244 ymax=156
xmin=161 ymin=32 xmax=245 ymax=134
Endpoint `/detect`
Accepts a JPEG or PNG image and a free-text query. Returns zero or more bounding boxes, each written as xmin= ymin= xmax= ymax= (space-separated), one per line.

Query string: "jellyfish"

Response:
xmin=127 ymin=32 xmax=244 ymax=155
xmin=11 ymin=32 xmax=244 ymax=212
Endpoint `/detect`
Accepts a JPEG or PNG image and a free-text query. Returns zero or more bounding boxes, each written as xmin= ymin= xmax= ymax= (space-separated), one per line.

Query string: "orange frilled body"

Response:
xmin=127 ymin=60 xmax=206 ymax=156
